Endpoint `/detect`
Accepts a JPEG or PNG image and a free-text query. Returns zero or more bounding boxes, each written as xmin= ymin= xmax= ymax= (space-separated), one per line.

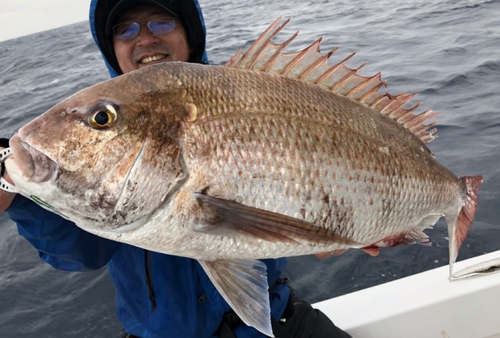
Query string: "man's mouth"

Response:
xmin=140 ymin=54 xmax=168 ymax=64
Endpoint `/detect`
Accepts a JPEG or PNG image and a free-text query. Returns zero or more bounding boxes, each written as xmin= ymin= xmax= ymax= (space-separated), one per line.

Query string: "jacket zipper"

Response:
xmin=144 ymin=250 xmax=157 ymax=311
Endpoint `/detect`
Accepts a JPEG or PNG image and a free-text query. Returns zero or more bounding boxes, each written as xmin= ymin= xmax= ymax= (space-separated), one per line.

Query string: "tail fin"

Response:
xmin=448 ymin=175 xmax=483 ymax=279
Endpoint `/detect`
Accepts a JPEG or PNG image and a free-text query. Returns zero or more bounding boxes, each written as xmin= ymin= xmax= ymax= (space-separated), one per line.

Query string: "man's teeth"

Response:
xmin=140 ymin=55 xmax=166 ymax=64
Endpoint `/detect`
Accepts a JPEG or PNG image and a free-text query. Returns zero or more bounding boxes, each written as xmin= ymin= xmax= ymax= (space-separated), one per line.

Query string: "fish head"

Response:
xmin=6 ymin=66 xmax=191 ymax=232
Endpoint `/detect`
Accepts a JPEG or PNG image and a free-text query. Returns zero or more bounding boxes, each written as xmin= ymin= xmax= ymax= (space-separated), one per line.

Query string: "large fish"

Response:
xmin=4 ymin=19 xmax=483 ymax=336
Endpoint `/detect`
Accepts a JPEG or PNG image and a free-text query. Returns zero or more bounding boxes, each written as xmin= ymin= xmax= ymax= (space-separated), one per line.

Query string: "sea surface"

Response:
xmin=0 ymin=0 xmax=499 ymax=337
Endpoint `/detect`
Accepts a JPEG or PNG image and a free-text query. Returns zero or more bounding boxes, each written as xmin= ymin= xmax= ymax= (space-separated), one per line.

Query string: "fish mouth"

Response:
xmin=9 ymin=134 xmax=57 ymax=183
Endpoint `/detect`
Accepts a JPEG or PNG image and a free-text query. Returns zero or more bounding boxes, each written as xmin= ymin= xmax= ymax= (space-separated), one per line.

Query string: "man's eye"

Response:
xmin=113 ymin=23 xmax=139 ymax=39
xmin=149 ymin=19 xmax=175 ymax=34
xmin=155 ymin=21 xmax=169 ymax=27
xmin=116 ymin=23 xmax=129 ymax=34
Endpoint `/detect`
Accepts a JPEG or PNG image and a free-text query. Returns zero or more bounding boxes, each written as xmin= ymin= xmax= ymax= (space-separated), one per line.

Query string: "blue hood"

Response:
xmin=89 ymin=0 xmax=208 ymax=78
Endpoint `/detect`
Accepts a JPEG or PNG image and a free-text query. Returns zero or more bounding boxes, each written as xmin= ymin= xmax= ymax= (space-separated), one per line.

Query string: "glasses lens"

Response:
xmin=148 ymin=17 xmax=176 ymax=35
xmin=114 ymin=22 xmax=140 ymax=39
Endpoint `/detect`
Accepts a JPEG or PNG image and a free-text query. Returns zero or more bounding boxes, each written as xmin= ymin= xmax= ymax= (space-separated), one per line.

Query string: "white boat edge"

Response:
xmin=313 ymin=250 xmax=500 ymax=338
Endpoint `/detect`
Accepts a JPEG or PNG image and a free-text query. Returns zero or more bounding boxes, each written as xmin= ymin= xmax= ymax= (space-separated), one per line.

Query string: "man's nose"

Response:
xmin=136 ymin=26 xmax=158 ymax=45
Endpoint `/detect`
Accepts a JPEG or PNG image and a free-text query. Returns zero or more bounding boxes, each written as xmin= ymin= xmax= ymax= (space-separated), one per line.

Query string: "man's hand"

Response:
xmin=0 ymin=146 xmax=16 ymax=212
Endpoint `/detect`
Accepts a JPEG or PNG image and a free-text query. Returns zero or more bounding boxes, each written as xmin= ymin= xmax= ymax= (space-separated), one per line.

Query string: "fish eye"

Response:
xmin=88 ymin=104 xmax=117 ymax=129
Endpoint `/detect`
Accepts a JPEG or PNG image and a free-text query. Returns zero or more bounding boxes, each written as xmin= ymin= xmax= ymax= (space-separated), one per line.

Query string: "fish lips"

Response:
xmin=9 ymin=134 xmax=57 ymax=183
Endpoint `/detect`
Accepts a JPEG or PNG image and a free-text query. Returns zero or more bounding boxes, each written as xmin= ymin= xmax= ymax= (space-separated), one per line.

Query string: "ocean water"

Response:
xmin=0 ymin=0 xmax=499 ymax=337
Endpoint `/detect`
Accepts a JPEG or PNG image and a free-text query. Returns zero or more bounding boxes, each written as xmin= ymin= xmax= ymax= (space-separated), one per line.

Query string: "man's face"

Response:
xmin=113 ymin=5 xmax=192 ymax=74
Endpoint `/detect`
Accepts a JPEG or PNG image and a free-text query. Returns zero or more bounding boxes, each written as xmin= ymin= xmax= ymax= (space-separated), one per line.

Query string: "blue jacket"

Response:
xmin=7 ymin=1 xmax=290 ymax=337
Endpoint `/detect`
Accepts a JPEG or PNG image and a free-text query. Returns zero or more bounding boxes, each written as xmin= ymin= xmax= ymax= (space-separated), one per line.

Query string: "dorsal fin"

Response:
xmin=225 ymin=17 xmax=438 ymax=144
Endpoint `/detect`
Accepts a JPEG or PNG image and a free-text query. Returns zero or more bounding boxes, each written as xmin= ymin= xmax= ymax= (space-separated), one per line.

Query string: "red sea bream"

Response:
xmin=5 ymin=19 xmax=483 ymax=337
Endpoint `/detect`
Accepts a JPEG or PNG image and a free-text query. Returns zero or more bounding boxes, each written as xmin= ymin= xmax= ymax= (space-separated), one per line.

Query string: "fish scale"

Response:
xmin=174 ymin=69 xmax=452 ymax=249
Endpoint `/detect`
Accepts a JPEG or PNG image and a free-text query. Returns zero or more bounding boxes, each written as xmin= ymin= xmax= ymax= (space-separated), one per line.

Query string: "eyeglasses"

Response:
xmin=113 ymin=16 xmax=176 ymax=40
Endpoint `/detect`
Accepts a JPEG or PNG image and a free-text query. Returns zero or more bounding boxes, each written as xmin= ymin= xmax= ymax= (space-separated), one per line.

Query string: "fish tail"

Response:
xmin=447 ymin=175 xmax=483 ymax=279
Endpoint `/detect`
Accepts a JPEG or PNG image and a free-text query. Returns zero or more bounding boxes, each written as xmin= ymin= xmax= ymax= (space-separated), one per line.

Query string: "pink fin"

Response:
xmin=361 ymin=247 xmax=379 ymax=256
xmin=224 ymin=18 xmax=438 ymax=144
xmin=315 ymin=249 xmax=347 ymax=259
xmin=451 ymin=176 xmax=483 ymax=263
xmin=362 ymin=226 xmax=432 ymax=253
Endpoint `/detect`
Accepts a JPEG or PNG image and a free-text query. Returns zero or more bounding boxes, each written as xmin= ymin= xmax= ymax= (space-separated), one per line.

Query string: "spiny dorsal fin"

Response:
xmin=225 ymin=17 xmax=438 ymax=144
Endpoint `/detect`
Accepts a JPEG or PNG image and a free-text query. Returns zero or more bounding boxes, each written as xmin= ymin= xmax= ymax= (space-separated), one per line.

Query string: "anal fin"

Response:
xmin=199 ymin=259 xmax=274 ymax=337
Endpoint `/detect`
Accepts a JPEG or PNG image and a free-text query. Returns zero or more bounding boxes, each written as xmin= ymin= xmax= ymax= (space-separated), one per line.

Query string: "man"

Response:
xmin=1 ymin=0 xmax=351 ymax=337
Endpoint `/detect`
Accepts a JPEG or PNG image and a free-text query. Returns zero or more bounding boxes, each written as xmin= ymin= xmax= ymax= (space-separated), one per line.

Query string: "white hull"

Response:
xmin=314 ymin=250 xmax=500 ymax=338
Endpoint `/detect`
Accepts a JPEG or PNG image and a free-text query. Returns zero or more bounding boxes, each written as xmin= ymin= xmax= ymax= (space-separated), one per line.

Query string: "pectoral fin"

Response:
xmin=194 ymin=193 xmax=357 ymax=246
xmin=199 ymin=259 xmax=274 ymax=337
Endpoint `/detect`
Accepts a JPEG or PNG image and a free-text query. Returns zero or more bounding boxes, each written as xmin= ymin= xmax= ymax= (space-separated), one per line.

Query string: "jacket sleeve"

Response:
xmin=6 ymin=195 xmax=120 ymax=271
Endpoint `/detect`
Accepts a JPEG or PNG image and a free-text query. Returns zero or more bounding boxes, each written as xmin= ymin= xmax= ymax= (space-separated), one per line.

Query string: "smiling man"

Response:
xmin=110 ymin=4 xmax=192 ymax=72
xmin=1 ymin=0 xmax=351 ymax=337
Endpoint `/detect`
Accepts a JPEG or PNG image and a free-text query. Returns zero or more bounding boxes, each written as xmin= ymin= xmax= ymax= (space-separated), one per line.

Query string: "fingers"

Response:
xmin=0 ymin=188 xmax=16 ymax=211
